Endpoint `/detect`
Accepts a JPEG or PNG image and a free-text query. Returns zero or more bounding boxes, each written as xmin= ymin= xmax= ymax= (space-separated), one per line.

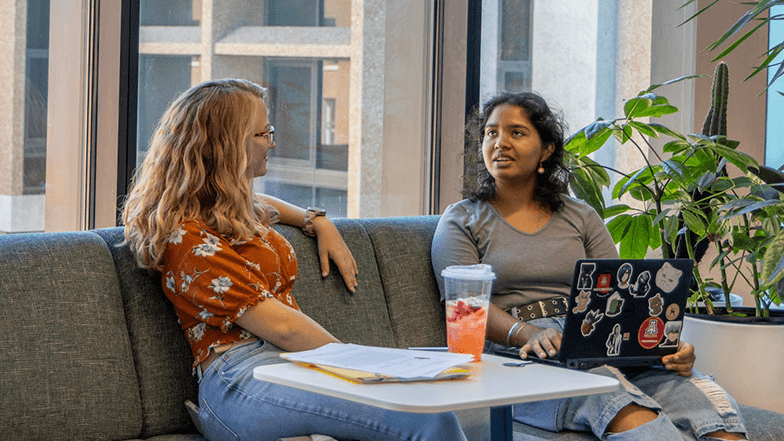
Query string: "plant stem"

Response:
xmin=716 ymin=240 xmax=733 ymax=313
xmin=741 ymin=213 xmax=764 ymax=317
xmin=685 ymin=230 xmax=713 ymax=314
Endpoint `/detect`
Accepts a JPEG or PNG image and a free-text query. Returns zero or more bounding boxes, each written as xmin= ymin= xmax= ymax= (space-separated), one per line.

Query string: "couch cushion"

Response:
xmin=359 ymin=216 xmax=447 ymax=348
xmin=93 ymin=228 xmax=198 ymax=438
xmin=273 ymin=220 xmax=397 ymax=348
xmin=0 ymin=232 xmax=142 ymax=440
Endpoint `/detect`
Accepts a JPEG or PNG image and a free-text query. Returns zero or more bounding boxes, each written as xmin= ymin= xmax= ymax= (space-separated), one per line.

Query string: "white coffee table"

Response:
xmin=253 ymin=353 xmax=619 ymax=441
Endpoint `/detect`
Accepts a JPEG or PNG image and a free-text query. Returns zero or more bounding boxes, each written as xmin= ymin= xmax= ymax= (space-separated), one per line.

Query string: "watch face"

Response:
xmin=307 ymin=207 xmax=327 ymax=216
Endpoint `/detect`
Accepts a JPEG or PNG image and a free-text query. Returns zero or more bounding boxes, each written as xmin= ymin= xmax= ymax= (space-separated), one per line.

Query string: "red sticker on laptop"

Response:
xmin=596 ymin=273 xmax=612 ymax=293
xmin=637 ymin=317 xmax=664 ymax=349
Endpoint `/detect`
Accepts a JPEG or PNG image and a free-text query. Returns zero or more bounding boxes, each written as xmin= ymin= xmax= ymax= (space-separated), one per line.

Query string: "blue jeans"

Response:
xmin=490 ymin=317 xmax=747 ymax=441
xmin=193 ymin=340 xmax=468 ymax=441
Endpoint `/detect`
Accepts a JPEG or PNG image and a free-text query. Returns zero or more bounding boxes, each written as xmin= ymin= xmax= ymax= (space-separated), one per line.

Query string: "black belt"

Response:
xmin=506 ymin=297 xmax=568 ymax=321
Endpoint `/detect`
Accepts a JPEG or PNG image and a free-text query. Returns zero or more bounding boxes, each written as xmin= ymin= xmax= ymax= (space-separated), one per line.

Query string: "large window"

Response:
xmin=0 ymin=0 xmax=50 ymax=233
xmin=133 ymin=0 xmax=438 ymax=218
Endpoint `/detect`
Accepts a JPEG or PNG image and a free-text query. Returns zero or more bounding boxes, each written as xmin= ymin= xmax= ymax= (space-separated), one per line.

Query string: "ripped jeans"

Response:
xmin=491 ymin=317 xmax=747 ymax=441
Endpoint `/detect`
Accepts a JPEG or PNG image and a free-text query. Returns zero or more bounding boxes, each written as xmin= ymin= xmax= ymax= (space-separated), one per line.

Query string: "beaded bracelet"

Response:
xmin=506 ymin=321 xmax=522 ymax=347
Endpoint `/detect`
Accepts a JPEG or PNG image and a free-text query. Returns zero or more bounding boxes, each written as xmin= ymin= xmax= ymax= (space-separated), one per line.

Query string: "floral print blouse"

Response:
xmin=161 ymin=219 xmax=300 ymax=368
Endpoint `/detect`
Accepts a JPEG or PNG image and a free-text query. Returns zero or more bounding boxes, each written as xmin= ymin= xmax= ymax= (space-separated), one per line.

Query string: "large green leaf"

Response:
xmin=664 ymin=213 xmax=680 ymax=246
xmin=761 ymin=229 xmax=784 ymax=287
xmin=629 ymin=121 xmax=658 ymax=138
xmin=565 ymin=126 xmax=613 ymax=157
xmin=662 ymin=139 xmax=691 ymax=154
xmin=612 ymin=125 xmax=634 ymax=144
xmin=604 ymin=204 xmax=633 ymax=218
xmin=660 ymin=160 xmax=688 ymax=186
xmin=607 ymin=214 xmax=633 ymax=244
xmin=635 ymin=105 xmax=679 ymax=118
xmin=580 ymin=156 xmax=612 ymax=187
xmin=682 ymin=208 xmax=707 ymax=237
xmin=652 ymin=207 xmax=672 ymax=226
xmin=620 ymin=215 xmax=652 ymax=259
xmin=643 ymin=74 xmax=705 ymax=93
xmin=624 ymin=97 xmax=652 ymax=119
xmin=571 ymin=167 xmax=606 ymax=217
xmin=618 ymin=167 xmax=654 ymax=199
xmin=649 ymin=123 xmax=688 ymax=141
xmin=705 ymin=143 xmax=759 ymax=171
xmin=720 ymin=200 xmax=780 ymax=220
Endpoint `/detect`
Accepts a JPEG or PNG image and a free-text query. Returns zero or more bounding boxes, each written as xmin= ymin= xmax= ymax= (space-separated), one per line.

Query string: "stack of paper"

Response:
xmin=280 ymin=343 xmax=474 ymax=383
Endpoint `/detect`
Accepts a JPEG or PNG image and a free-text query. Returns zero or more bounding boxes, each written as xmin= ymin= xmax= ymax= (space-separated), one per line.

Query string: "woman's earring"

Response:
xmin=537 ymin=162 xmax=545 ymax=174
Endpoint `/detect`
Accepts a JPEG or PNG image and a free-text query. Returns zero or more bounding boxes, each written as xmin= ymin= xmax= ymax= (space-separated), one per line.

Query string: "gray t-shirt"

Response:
xmin=431 ymin=196 xmax=618 ymax=310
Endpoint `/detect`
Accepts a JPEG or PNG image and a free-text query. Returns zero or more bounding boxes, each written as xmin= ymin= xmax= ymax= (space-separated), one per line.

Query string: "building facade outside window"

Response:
xmin=134 ymin=0 xmax=436 ymax=220
xmin=1 ymin=0 xmax=49 ymax=233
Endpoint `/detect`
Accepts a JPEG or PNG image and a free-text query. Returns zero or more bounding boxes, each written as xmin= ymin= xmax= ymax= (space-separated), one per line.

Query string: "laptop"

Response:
xmin=494 ymin=258 xmax=694 ymax=369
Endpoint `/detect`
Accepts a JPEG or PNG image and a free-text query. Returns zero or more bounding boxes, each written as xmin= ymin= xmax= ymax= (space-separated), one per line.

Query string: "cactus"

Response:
xmin=702 ymin=62 xmax=729 ymax=138
xmin=674 ymin=63 xmax=732 ymax=312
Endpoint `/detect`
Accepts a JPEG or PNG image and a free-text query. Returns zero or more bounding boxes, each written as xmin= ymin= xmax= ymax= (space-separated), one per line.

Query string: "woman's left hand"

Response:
xmin=313 ymin=217 xmax=359 ymax=292
xmin=662 ymin=340 xmax=695 ymax=377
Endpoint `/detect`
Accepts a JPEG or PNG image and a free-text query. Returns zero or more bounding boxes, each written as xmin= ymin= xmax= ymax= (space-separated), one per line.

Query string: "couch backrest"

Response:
xmin=359 ymin=216 xmax=446 ymax=348
xmin=93 ymin=227 xmax=199 ymax=438
xmin=0 ymin=217 xmax=447 ymax=440
xmin=0 ymin=232 xmax=143 ymax=440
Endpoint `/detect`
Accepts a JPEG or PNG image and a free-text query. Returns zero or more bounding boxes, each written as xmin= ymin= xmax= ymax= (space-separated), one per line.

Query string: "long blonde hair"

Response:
xmin=122 ymin=78 xmax=275 ymax=271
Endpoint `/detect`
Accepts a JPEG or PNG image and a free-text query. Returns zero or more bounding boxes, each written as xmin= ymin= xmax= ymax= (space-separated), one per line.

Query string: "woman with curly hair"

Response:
xmin=123 ymin=78 xmax=468 ymax=441
xmin=431 ymin=91 xmax=746 ymax=440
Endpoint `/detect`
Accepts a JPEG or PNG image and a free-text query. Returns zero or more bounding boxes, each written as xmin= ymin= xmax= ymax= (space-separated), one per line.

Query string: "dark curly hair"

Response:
xmin=462 ymin=91 xmax=570 ymax=212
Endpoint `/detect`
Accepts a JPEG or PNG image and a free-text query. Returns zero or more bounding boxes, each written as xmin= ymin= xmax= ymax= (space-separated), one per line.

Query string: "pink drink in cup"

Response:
xmin=441 ymin=264 xmax=495 ymax=362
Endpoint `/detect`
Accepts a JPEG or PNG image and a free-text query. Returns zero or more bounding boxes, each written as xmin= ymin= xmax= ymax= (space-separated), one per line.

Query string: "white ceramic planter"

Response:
xmin=681 ymin=314 xmax=784 ymax=414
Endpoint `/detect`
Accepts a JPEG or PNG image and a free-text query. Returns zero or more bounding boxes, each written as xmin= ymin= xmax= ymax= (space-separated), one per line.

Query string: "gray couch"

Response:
xmin=1 ymin=216 xmax=782 ymax=441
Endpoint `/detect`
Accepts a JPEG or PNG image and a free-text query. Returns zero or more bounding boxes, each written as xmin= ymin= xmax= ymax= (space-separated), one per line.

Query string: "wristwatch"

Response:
xmin=302 ymin=206 xmax=326 ymax=236
xmin=307 ymin=206 xmax=327 ymax=217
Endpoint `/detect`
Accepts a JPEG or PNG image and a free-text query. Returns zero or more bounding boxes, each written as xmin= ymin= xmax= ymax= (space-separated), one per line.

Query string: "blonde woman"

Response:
xmin=123 ymin=79 xmax=467 ymax=441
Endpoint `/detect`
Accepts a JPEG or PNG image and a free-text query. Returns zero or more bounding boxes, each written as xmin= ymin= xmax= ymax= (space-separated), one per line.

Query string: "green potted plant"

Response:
xmin=565 ymin=61 xmax=784 ymax=412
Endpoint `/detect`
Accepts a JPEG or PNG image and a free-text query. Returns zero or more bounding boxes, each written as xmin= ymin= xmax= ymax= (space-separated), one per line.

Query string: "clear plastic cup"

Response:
xmin=441 ymin=264 xmax=495 ymax=362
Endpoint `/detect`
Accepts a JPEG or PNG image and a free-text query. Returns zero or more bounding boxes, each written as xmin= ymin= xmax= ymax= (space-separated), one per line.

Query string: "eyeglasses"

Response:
xmin=260 ymin=125 xmax=275 ymax=143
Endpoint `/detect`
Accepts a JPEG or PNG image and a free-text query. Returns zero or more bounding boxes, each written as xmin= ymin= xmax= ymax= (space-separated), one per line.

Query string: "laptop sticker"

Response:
xmin=596 ymin=273 xmax=612 ymax=294
xmin=629 ymin=271 xmax=652 ymax=298
xmin=580 ymin=309 xmax=604 ymax=336
xmin=659 ymin=320 xmax=682 ymax=348
xmin=648 ymin=293 xmax=664 ymax=316
xmin=665 ymin=303 xmax=680 ymax=321
xmin=572 ymin=290 xmax=592 ymax=314
xmin=655 ymin=262 xmax=683 ymax=293
xmin=606 ymin=323 xmax=623 ymax=356
xmin=605 ymin=291 xmax=625 ymax=317
xmin=617 ymin=263 xmax=633 ymax=289
xmin=638 ymin=317 xmax=665 ymax=349
xmin=577 ymin=263 xmax=596 ymax=290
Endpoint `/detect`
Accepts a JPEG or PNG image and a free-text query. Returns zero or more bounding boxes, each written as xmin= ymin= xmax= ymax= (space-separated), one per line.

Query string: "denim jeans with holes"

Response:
xmin=488 ymin=316 xmax=746 ymax=441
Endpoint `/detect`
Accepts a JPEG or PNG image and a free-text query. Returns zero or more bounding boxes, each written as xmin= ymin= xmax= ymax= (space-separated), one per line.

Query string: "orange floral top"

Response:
xmin=161 ymin=219 xmax=300 ymax=368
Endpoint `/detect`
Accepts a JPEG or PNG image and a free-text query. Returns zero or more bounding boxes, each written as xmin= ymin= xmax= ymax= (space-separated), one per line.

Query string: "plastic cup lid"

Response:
xmin=441 ymin=264 xmax=496 ymax=280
